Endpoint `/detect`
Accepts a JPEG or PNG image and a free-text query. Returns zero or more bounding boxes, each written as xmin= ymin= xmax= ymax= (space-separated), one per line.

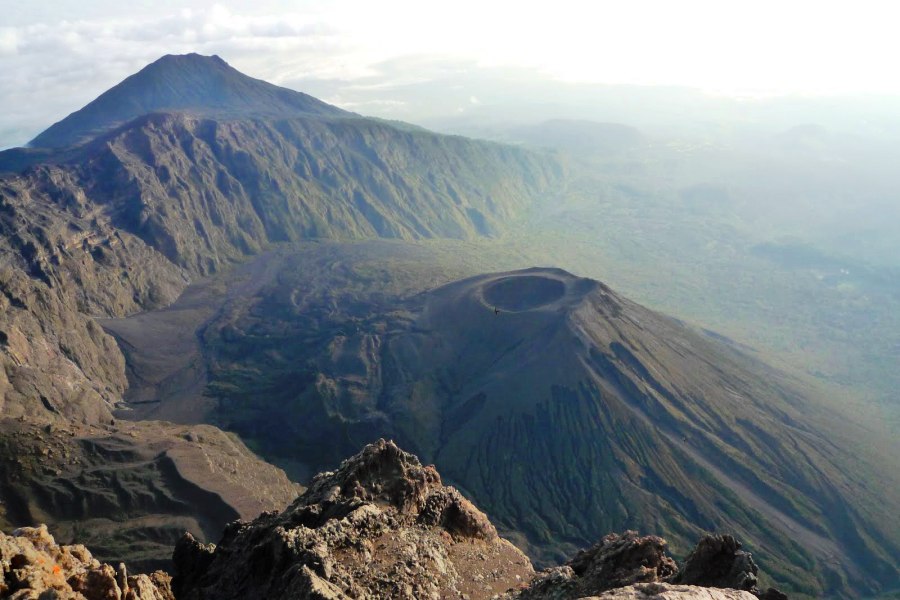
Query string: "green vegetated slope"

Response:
xmin=192 ymin=242 xmax=900 ymax=598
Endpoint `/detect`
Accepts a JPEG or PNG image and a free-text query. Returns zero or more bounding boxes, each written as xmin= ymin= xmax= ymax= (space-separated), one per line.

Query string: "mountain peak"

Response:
xmin=143 ymin=52 xmax=229 ymax=72
xmin=29 ymin=53 xmax=349 ymax=148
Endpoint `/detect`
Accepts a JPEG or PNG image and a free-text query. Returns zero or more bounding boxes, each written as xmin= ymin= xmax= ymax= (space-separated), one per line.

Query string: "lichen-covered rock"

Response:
xmin=172 ymin=439 xmax=533 ymax=599
xmin=0 ymin=525 xmax=172 ymax=599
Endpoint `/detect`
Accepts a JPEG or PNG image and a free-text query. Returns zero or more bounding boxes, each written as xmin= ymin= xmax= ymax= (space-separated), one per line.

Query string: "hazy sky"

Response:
xmin=2 ymin=0 xmax=899 ymax=147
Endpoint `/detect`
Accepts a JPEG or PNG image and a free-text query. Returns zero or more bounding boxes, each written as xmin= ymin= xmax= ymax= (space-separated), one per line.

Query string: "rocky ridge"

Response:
xmin=2 ymin=439 xmax=790 ymax=600
xmin=167 ymin=439 xmax=786 ymax=600
xmin=506 ymin=531 xmax=786 ymax=600
xmin=171 ymin=438 xmax=533 ymax=599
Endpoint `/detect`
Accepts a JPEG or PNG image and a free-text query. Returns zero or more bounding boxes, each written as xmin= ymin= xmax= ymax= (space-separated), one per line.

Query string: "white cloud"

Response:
xmin=0 ymin=5 xmax=348 ymax=148
xmin=3 ymin=0 xmax=900 ymax=148
xmin=0 ymin=28 xmax=19 ymax=56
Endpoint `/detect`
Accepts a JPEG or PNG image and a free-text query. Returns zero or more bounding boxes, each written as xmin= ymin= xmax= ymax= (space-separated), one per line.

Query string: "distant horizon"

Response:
xmin=7 ymin=51 xmax=900 ymax=152
xmin=5 ymin=1 xmax=900 ymax=148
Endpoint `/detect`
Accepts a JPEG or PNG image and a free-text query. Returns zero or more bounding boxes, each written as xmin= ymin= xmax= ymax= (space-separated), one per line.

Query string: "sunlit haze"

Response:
xmin=2 ymin=0 xmax=900 ymax=147
xmin=2 ymin=1 xmax=900 ymax=596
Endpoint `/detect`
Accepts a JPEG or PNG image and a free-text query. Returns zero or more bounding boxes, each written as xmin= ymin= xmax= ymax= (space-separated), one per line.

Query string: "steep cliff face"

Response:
xmin=77 ymin=112 xmax=560 ymax=275
xmin=0 ymin=168 xmax=187 ymax=423
xmin=0 ymin=152 xmax=287 ymax=571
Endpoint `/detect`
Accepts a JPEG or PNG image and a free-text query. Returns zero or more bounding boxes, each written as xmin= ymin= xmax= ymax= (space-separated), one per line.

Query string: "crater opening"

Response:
xmin=482 ymin=275 xmax=566 ymax=311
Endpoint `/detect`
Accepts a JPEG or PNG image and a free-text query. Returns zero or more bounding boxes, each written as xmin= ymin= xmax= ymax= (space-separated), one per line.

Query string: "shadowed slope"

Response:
xmin=392 ymin=269 xmax=899 ymax=595
xmin=184 ymin=259 xmax=899 ymax=597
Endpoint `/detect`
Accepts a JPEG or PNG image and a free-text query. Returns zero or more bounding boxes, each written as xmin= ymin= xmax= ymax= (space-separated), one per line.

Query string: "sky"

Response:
xmin=2 ymin=0 xmax=900 ymax=147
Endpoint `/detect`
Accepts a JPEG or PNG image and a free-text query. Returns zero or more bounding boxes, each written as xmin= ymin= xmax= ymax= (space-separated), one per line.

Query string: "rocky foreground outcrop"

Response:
xmin=171 ymin=438 xmax=533 ymax=599
xmin=505 ymin=531 xmax=786 ymax=600
xmin=581 ymin=584 xmax=756 ymax=599
xmin=168 ymin=439 xmax=786 ymax=600
xmin=0 ymin=525 xmax=173 ymax=599
xmin=3 ymin=440 xmax=788 ymax=600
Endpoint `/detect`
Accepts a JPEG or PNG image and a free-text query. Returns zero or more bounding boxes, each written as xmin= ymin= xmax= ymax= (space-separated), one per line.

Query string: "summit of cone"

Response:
xmin=29 ymin=53 xmax=351 ymax=148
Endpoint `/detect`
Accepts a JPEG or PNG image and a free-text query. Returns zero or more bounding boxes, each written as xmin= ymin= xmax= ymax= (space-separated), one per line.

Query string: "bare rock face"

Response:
xmin=0 ymin=171 xmax=189 ymax=428
xmin=568 ymin=532 xmax=679 ymax=590
xmin=502 ymin=532 xmax=787 ymax=600
xmin=672 ymin=536 xmax=788 ymax=600
xmin=0 ymin=525 xmax=173 ymax=599
xmin=581 ymin=582 xmax=757 ymax=599
xmin=3 ymin=440 xmax=788 ymax=600
xmin=172 ymin=439 xmax=533 ymax=600
xmin=673 ymin=535 xmax=758 ymax=591
xmin=507 ymin=532 xmax=678 ymax=599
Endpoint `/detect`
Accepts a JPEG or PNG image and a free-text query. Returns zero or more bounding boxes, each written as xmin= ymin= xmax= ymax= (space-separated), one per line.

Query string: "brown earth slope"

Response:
xmin=0 ymin=417 xmax=300 ymax=572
